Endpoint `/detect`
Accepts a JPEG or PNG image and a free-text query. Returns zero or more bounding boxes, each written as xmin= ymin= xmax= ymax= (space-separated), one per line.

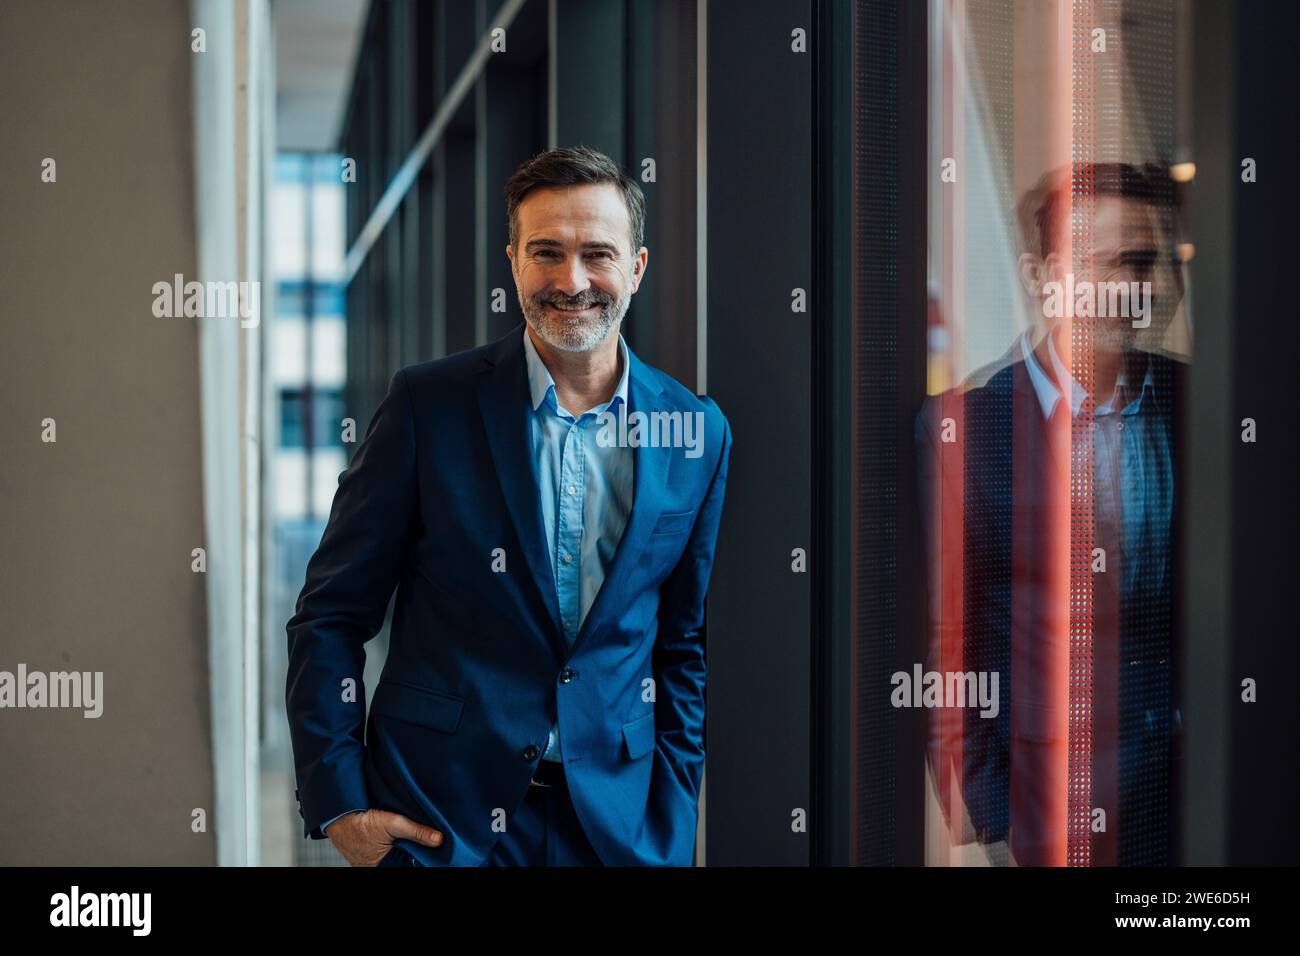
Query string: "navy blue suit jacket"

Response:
xmin=287 ymin=322 xmax=732 ymax=866
xmin=915 ymin=350 xmax=1184 ymax=865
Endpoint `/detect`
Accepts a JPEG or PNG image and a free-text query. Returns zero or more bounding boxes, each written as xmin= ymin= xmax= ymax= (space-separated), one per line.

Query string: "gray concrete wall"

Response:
xmin=0 ymin=0 xmax=215 ymax=864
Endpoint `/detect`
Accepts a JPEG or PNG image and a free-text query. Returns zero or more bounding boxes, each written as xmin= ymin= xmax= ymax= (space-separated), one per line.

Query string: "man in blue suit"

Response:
xmin=915 ymin=163 xmax=1185 ymax=866
xmin=286 ymin=146 xmax=732 ymax=867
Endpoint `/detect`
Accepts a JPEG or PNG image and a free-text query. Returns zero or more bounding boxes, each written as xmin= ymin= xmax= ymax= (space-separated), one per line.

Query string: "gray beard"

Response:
xmin=519 ymin=290 xmax=630 ymax=353
xmin=1090 ymin=309 xmax=1174 ymax=355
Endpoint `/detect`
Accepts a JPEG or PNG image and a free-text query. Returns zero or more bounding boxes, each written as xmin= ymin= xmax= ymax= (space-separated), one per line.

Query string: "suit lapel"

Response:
xmin=474 ymin=327 xmax=567 ymax=662
xmin=568 ymin=345 xmax=673 ymax=661
xmin=1011 ymin=358 xmax=1069 ymax=492
xmin=473 ymin=324 xmax=676 ymax=664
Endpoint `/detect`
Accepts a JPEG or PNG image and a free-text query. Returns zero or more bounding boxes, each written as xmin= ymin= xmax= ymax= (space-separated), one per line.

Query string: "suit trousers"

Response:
xmin=379 ymin=775 xmax=605 ymax=867
xmin=482 ymin=775 xmax=605 ymax=867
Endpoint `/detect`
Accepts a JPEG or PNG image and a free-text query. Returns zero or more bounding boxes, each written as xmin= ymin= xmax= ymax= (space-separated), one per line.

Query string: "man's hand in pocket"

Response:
xmin=325 ymin=809 xmax=444 ymax=866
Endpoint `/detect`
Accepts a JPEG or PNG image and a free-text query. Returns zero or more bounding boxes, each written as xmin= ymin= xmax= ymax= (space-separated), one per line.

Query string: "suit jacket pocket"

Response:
xmin=622 ymin=711 xmax=656 ymax=759
xmin=651 ymin=510 xmax=695 ymax=535
xmin=371 ymin=679 xmax=465 ymax=734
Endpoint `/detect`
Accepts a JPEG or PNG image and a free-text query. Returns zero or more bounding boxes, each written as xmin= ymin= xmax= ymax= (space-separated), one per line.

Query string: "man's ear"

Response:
xmin=1042 ymin=252 xmax=1068 ymax=287
xmin=629 ymin=246 xmax=648 ymax=293
xmin=1017 ymin=253 xmax=1045 ymax=298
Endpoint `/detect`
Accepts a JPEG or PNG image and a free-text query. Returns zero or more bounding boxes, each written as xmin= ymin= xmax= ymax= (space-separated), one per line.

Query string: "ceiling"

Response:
xmin=274 ymin=0 xmax=369 ymax=152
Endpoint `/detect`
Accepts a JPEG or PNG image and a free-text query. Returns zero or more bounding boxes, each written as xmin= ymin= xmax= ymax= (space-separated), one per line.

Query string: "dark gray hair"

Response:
xmin=504 ymin=145 xmax=646 ymax=256
xmin=1016 ymin=162 xmax=1178 ymax=260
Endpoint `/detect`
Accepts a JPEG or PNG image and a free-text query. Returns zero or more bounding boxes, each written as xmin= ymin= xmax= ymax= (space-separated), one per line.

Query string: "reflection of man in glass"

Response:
xmin=916 ymin=163 xmax=1186 ymax=865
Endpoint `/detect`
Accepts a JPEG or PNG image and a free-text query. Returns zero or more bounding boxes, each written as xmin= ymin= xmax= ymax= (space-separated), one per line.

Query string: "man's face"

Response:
xmin=1043 ymin=194 xmax=1183 ymax=353
xmin=506 ymin=182 xmax=647 ymax=353
xmin=1087 ymin=194 xmax=1181 ymax=351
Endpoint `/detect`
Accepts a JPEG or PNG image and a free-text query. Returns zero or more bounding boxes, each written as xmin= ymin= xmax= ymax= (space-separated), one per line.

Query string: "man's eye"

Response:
xmin=1119 ymin=251 xmax=1158 ymax=271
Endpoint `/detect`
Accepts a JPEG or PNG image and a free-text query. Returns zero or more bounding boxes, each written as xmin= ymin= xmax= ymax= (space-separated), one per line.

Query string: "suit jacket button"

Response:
xmin=522 ymin=744 xmax=540 ymax=761
xmin=560 ymin=667 xmax=575 ymax=684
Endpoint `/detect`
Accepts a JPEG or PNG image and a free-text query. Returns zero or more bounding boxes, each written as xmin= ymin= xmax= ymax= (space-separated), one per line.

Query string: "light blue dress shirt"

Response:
xmin=322 ymin=328 xmax=634 ymax=832
xmin=523 ymin=326 xmax=634 ymax=762
xmin=1019 ymin=330 xmax=1173 ymax=603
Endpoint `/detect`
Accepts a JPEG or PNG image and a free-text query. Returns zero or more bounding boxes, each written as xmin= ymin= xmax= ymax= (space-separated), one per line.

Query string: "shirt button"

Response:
xmin=522 ymin=744 xmax=540 ymax=761
xmin=567 ymin=485 xmax=576 ymax=495
xmin=1116 ymin=421 xmax=1124 ymax=430
xmin=563 ymin=618 xmax=573 ymax=629
xmin=563 ymin=552 xmax=573 ymax=564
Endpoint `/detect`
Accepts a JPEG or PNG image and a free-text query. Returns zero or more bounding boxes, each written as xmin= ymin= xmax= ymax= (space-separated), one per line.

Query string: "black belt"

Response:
xmin=530 ymin=758 xmax=566 ymax=789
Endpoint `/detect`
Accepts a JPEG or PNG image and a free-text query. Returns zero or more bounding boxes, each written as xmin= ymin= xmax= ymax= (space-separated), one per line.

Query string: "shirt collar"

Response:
xmin=522 ymin=325 xmax=629 ymax=416
xmin=1115 ymin=357 xmax=1160 ymax=416
xmin=1021 ymin=330 xmax=1085 ymax=419
xmin=1020 ymin=331 xmax=1159 ymax=419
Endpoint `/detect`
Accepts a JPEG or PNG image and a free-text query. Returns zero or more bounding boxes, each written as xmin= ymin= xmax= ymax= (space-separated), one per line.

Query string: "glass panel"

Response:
xmin=918 ymin=0 xmax=1191 ymax=866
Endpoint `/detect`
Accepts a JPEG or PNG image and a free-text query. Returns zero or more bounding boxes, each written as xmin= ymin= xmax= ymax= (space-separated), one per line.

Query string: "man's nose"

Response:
xmin=553 ymin=256 xmax=592 ymax=297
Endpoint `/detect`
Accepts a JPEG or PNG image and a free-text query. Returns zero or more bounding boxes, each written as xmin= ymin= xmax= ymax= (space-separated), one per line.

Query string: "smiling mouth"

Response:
xmin=549 ymin=303 xmax=598 ymax=315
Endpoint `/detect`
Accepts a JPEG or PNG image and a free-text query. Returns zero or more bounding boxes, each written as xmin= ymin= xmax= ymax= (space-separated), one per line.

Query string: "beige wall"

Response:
xmin=0 ymin=0 xmax=215 ymax=863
